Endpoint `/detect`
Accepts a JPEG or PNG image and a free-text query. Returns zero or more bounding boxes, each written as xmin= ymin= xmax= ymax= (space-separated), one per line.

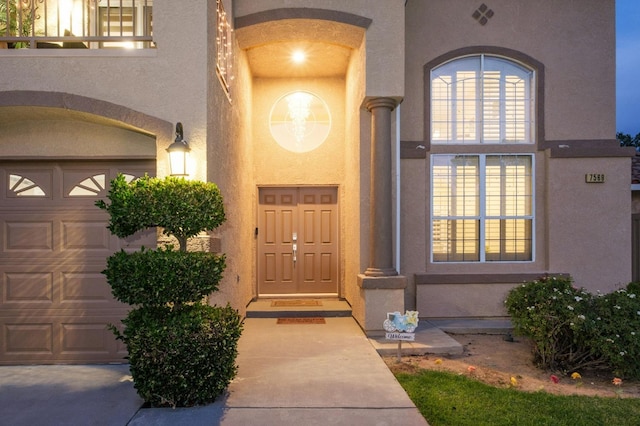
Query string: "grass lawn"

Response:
xmin=395 ymin=369 xmax=640 ymax=426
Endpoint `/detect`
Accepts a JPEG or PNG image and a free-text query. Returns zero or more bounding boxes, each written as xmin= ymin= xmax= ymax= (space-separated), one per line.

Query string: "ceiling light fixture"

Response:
xmin=292 ymin=50 xmax=306 ymax=64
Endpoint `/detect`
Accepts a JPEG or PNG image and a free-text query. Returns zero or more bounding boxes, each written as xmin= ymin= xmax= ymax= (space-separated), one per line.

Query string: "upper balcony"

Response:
xmin=0 ymin=0 xmax=153 ymax=50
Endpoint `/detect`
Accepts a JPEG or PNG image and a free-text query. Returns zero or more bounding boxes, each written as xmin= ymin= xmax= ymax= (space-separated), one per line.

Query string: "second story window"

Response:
xmin=0 ymin=0 xmax=153 ymax=49
xmin=431 ymin=55 xmax=534 ymax=144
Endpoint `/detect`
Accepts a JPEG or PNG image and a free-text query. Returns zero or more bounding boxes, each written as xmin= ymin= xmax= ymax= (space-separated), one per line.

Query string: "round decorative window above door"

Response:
xmin=269 ymin=91 xmax=331 ymax=153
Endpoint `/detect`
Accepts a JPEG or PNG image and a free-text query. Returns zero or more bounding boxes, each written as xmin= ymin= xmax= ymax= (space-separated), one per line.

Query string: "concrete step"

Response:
xmin=369 ymin=319 xmax=513 ymax=357
xmin=245 ymin=299 xmax=352 ymax=318
xmin=369 ymin=322 xmax=465 ymax=357
xmin=427 ymin=318 xmax=513 ymax=335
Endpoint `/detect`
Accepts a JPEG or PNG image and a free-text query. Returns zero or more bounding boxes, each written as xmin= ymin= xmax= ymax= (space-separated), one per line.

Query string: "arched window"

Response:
xmin=431 ymin=55 xmax=534 ymax=144
xmin=429 ymin=54 xmax=536 ymax=263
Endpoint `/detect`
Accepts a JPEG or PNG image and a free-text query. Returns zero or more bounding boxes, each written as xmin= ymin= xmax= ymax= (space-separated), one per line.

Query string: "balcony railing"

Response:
xmin=0 ymin=0 xmax=153 ymax=49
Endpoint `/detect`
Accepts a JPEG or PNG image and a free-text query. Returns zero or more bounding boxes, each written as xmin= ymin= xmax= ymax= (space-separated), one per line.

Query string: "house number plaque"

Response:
xmin=585 ymin=174 xmax=605 ymax=183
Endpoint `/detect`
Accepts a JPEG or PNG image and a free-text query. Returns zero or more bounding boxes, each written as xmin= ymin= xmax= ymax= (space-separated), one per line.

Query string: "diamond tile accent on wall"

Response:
xmin=473 ymin=3 xmax=495 ymax=26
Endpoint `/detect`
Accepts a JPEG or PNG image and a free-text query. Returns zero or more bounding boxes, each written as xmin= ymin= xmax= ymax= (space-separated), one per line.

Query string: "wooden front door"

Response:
xmin=258 ymin=187 xmax=338 ymax=295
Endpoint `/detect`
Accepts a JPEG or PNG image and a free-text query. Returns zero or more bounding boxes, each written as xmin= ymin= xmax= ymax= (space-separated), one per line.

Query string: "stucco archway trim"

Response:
xmin=423 ymin=46 xmax=545 ymax=147
xmin=235 ymin=8 xmax=372 ymax=30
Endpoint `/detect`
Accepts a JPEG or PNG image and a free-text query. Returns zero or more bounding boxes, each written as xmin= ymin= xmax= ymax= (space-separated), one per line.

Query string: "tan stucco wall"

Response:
xmin=1 ymin=0 xmax=624 ymax=322
xmin=400 ymin=158 xmax=426 ymax=311
xmin=1 ymin=118 xmax=155 ymax=158
xmin=252 ymin=78 xmax=346 ymax=185
xmin=206 ymin=6 xmax=255 ymax=313
xmin=344 ymin=39 xmax=367 ymax=318
xmin=547 ymin=156 xmax=632 ymax=291
xmin=418 ymin=283 xmax=518 ymax=318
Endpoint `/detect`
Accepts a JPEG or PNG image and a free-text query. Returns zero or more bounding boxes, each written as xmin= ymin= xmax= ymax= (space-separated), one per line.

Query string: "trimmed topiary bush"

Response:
xmin=98 ymin=175 xmax=242 ymax=407
xmin=96 ymin=174 xmax=225 ymax=252
xmin=104 ymin=247 xmax=225 ymax=307
xmin=120 ymin=304 xmax=242 ymax=407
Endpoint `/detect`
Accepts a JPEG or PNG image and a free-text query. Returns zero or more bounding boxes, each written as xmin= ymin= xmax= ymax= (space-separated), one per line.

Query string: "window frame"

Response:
xmin=430 ymin=54 xmax=535 ymax=145
xmin=430 ymin=153 xmax=535 ymax=263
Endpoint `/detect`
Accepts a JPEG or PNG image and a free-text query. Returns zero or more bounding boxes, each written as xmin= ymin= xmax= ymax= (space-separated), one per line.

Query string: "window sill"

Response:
xmin=415 ymin=272 xmax=567 ymax=285
xmin=428 ymin=144 xmax=536 ymax=154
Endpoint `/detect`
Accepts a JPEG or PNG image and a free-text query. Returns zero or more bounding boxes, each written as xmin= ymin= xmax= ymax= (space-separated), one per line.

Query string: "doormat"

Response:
xmin=271 ymin=299 xmax=323 ymax=307
xmin=276 ymin=318 xmax=326 ymax=324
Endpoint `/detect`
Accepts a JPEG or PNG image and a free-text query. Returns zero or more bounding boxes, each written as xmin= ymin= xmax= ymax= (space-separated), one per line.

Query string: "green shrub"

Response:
xmin=99 ymin=174 xmax=242 ymax=407
xmin=115 ymin=304 xmax=242 ymax=407
xmin=589 ymin=284 xmax=640 ymax=378
xmin=505 ymin=275 xmax=599 ymax=371
xmin=104 ymin=247 xmax=226 ymax=306
xmin=627 ymin=281 xmax=640 ymax=295
xmin=96 ymin=175 xmax=225 ymax=251
xmin=506 ymin=277 xmax=640 ymax=378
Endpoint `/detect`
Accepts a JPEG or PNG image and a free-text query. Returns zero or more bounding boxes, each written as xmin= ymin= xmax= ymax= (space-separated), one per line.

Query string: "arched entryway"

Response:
xmin=234 ymin=10 xmax=370 ymax=299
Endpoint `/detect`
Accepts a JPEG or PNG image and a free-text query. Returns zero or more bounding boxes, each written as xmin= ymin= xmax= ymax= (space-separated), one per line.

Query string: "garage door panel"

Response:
xmin=5 ymin=220 xmax=54 ymax=251
xmin=1 ymin=265 xmax=122 ymax=309
xmin=4 ymin=272 xmax=54 ymax=304
xmin=1 ymin=314 xmax=129 ymax=364
xmin=4 ymin=323 xmax=53 ymax=355
xmin=62 ymin=221 xmax=111 ymax=251
xmin=61 ymin=271 xmax=120 ymax=305
xmin=61 ymin=323 xmax=111 ymax=354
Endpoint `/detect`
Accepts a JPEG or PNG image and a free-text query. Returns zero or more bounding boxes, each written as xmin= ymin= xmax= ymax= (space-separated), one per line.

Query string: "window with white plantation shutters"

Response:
xmin=431 ymin=55 xmax=534 ymax=144
xmin=431 ymin=154 xmax=533 ymax=262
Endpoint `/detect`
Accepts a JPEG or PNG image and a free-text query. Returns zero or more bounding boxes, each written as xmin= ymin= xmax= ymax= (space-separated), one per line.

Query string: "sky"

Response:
xmin=617 ymin=0 xmax=640 ymax=135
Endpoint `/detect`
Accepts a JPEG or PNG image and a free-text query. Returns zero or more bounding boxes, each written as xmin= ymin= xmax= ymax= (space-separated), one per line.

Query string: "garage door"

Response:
xmin=0 ymin=160 xmax=155 ymax=364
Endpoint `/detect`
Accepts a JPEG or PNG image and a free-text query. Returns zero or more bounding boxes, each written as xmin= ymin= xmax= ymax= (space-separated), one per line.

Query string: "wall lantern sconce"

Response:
xmin=167 ymin=122 xmax=190 ymax=176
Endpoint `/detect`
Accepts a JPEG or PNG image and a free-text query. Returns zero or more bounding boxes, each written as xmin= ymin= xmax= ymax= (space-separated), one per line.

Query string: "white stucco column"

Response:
xmin=364 ymin=97 xmax=398 ymax=277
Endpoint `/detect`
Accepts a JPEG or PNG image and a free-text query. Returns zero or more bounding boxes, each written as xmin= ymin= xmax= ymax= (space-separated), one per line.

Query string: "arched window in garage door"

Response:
xmin=68 ymin=173 xmax=136 ymax=196
xmin=9 ymin=174 xmax=46 ymax=197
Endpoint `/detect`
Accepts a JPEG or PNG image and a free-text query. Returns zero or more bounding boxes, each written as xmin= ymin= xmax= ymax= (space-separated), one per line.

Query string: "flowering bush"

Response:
xmin=505 ymin=275 xmax=599 ymax=371
xmin=506 ymin=277 xmax=640 ymax=379
xmin=505 ymin=276 xmax=640 ymax=378
xmin=589 ymin=286 xmax=640 ymax=378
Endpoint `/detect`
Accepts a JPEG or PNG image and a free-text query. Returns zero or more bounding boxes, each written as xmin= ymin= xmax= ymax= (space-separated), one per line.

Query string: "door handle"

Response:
xmin=292 ymin=233 xmax=297 ymax=266
xmin=292 ymin=243 xmax=297 ymax=266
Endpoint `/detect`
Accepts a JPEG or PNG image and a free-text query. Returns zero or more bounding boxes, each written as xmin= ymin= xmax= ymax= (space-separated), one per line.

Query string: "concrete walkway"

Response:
xmin=0 ymin=317 xmax=429 ymax=425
